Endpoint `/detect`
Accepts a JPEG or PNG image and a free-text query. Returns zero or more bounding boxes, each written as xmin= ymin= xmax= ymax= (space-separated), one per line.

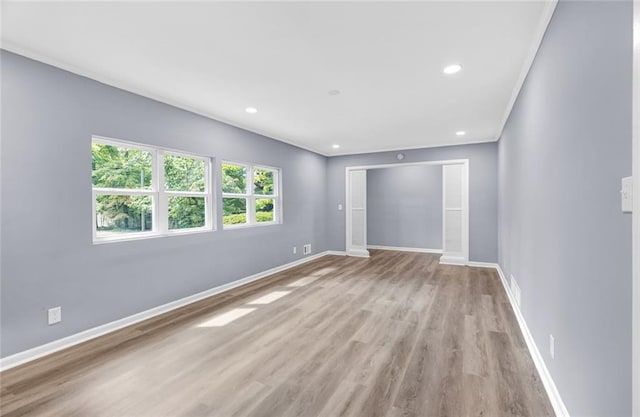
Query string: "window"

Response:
xmin=92 ymin=136 xmax=213 ymax=242
xmin=222 ymin=162 xmax=280 ymax=227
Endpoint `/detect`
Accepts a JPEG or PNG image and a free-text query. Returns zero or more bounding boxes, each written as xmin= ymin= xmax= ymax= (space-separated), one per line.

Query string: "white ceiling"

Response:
xmin=1 ymin=1 xmax=556 ymax=156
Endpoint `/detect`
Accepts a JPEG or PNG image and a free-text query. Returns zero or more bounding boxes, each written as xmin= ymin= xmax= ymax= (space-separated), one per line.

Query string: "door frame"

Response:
xmin=632 ymin=0 xmax=639 ymax=414
xmin=345 ymin=169 xmax=370 ymax=258
xmin=345 ymin=158 xmax=469 ymax=264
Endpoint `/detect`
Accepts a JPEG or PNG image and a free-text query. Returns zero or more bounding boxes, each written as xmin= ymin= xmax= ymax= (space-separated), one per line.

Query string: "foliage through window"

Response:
xmin=222 ymin=162 xmax=280 ymax=227
xmin=92 ymin=137 xmax=212 ymax=241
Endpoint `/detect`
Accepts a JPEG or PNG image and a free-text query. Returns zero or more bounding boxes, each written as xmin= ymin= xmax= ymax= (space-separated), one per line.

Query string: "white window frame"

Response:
xmin=92 ymin=136 xmax=214 ymax=243
xmin=221 ymin=161 xmax=282 ymax=229
xmin=632 ymin=0 xmax=639 ymax=414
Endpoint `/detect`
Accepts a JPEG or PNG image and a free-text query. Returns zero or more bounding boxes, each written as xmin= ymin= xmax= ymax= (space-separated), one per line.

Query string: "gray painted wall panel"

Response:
xmin=497 ymin=1 xmax=633 ymax=415
xmin=0 ymin=51 xmax=328 ymax=356
xmin=327 ymin=143 xmax=498 ymax=263
xmin=367 ymin=165 xmax=442 ymax=249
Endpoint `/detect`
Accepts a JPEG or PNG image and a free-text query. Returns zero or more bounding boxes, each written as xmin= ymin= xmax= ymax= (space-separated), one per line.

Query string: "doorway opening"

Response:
xmin=345 ymin=159 xmax=469 ymax=265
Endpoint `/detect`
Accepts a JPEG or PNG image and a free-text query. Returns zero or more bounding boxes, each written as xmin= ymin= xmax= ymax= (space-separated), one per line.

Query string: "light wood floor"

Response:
xmin=0 ymin=251 xmax=554 ymax=417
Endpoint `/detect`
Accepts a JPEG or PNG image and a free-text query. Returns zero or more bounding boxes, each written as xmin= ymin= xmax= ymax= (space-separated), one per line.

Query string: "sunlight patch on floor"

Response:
xmin=247 ymin=290 xmax=291 ymax=305
xmin=196 ymin=308 xmax=256 ymax=327
xmin=287 ymin=276 xmax=320 ymax=287
xmin=311 ymin=267 xmax=337 ymax=276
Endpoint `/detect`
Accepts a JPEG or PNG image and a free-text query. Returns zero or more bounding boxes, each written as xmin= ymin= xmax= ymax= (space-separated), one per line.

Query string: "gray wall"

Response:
xmin=497 ymin=1 xmax=633 ymax=416
xmin=367 ymin=165 xmax=442 ymax=249
xmin=0 ymin=51 xmax=328 ymax=357
xmin=327 ymin=143 xmax=498 ymax=263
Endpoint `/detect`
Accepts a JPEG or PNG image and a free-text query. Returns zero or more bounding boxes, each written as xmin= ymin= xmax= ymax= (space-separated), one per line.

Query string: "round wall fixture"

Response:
xmin=396 ymin=153 xmax=405 ymax=161
xmin=443 ymin=64 xmax=463 ymax=75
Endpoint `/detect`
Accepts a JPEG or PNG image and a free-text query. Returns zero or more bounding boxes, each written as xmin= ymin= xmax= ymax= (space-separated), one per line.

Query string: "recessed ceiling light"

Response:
xmin=332 ymin=144 xmax=340 ymax=149
xmin=443 ymin=64 xmax=463 ymax=75
xmin=456 ymin=130 xmax=466 ymax=136
xmin=328 ymin=90 xmax=341 ymax=96
xmin=245 ymin=107 xmax=257 ymax=114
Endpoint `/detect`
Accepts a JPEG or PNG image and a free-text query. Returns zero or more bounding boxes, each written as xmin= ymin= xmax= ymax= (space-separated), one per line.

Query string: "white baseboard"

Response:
xmin=347 ymin=249 xmax=370 ymax=258
xmin=0 ymin=251 xmax=331 ymax=372
xmin=367 ymin=245 xmax=443 ymax=254
xmin=494 ymin=265 xmax=570 ymax=417
xmin=439 ymin=255 xmax=467 ymax=265
xmin=0 ymin=251 xmax=570 ymax=417
xmin=325 ymin=250 xmax=347 ymax=256
xmin=467 ymin=261 xmax=500 ymax=269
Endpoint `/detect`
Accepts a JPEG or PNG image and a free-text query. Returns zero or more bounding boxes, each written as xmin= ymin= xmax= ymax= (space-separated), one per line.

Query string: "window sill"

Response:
xmin=93 ymin=227 xmax=214 ymax=244
xmin=222 ymin=221 xmax=281 ymax=230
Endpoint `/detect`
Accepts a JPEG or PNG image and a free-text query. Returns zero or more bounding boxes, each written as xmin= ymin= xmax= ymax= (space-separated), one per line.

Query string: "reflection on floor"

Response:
xmin=0 ymin=250 xmax=555 ymax=417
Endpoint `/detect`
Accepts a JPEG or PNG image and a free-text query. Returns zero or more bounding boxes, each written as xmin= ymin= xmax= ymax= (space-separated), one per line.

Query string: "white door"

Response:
xmin=346 ymin=169 xmax=370 ymax=257
xmin=441 ymin=163 xmax=468 ymax=264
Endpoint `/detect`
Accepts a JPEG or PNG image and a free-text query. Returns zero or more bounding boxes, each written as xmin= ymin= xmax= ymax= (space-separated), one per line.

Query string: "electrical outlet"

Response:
xmin=510 ymin=275 xmax=521 ymax=307
xmin=303 ymin=244 xmax=312 ymax=255
xmin=338 ymin=204 xmax=343 ymax=211
xmin=48 ymin=306 xmax=62 ymax=325
xmin=550 ymin=334 xmax=555 ymax=359
xmin=293 ymin=246 xmax=297 ymax=254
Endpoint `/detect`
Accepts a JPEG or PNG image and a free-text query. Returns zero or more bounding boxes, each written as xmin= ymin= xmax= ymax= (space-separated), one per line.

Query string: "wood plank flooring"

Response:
xmin=0 ymin=250 xmax=554 ymax=417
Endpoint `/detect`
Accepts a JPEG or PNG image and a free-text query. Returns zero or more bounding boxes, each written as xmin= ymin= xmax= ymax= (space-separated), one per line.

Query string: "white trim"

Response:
xmin=346 ymin=159 xmax=469 ymax=171
xmin=441 ymin=162 xmax=470 ymax=263
xmin=165 ymin=191 xmax=209 ymax=198
xmin=467 ymin=261 xmax=499 ymax=269
xmin=221 ymin=160 xmax=282 ymax=229
xmin=93 ymin=188 xmax=157 ymax=197
xmin=327 ymin=138 xmax=495 ymax=157
xmin=344 ymin=158 xmax=469 ymax=264
xmin=0 ymin=44 xmax=503 ymax=158
xmin=2 ymin=8 xmax=557 ymax=160
xmin=346 ymin=249 xmax=370 ymax=258
xmin=493 ymin=264 xmax=570 ymax=417
xmin=439 ymin=256 xmax=467 ymax=266
xmin=92 ymin=134 xmax=210 ymax=161
xmin=155 ymin=148 xmax=165 ymax=233
xmin=1 ymin=44 xmax=330 ymax=158
xmin=0 ymin=250 xmax=569 ymax=417
xmin=367 ymin=245 xmax=442 ymax=254
xmin=0 ymin=251 xmax=332 ymax=372
xmin=464 ymin=160 xmax=470 ymax=262
xmin=410 ymin=256 xmax=570 ymax=413
xmin=494 ymin=0 xmax=558 ymax=141
xmin=344 ymin=170 xmax=352 ymax=253
xmin=221 ymin=221 xmax=280 ymax=231
xmin=345 ymin=169 xmax=370 ymax=258
xmin=633 ymin=0 xmax=640 ymax=414
xmin=92 ymin=136 xmax=215 ymax=243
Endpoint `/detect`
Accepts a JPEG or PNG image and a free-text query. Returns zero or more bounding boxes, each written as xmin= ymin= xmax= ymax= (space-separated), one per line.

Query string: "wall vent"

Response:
xmin=303 ymin=244 xmax=312 ymax=255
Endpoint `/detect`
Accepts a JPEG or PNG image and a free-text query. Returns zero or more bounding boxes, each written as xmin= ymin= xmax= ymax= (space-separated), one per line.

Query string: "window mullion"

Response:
xmin=248 ymin=166 xmax=256 ymax=225
xmin=92 ymin=189 xmax=97 ymax=242
xmin=206 ymin=158 xmax=213 ymax=230
xmin=276 ymin=170 xmax=281 ymax=223
xmin=221 ymin=161 xmax=280 ymax=228
xmin=93 ymin=137 xmax=215 ymax=242
xmin=166 ymin=191 xmax=207 ymax=197
xmin=156 ymin=150 xmax=168 ymax=233
xmin=93 ymin=188 xmax=155 ymax=196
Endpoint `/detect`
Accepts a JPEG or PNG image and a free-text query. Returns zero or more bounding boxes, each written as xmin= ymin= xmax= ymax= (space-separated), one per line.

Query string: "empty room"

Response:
xmin=1 ymin=1 xmax=639 ymax=416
